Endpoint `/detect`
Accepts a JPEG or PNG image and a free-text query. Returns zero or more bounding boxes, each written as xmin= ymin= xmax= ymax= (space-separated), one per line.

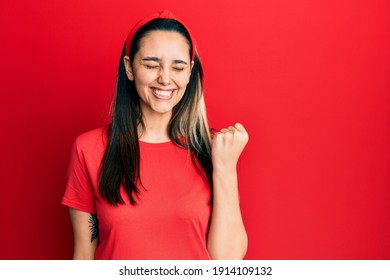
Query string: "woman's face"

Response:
xmin=124 ymin=30 xmax=193 ymax=117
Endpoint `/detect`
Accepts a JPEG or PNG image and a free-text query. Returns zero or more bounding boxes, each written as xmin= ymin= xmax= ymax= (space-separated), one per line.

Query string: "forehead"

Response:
xmin=137 ymin=30 xmax=191 ymax=60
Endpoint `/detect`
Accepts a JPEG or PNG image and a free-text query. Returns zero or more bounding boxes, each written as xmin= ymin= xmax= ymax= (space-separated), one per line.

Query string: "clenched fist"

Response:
xmin=211 ymin=123 xmax=249 ymax=172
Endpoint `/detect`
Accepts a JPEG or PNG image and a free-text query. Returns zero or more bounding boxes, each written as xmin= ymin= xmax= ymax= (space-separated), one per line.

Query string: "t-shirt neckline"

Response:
xmin=138 ymin=139 xmax=174 ymax=148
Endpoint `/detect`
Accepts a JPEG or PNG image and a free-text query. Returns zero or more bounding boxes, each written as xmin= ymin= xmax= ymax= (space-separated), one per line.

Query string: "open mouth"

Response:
xmin=151 ymin=87 xmax=176 ymax=100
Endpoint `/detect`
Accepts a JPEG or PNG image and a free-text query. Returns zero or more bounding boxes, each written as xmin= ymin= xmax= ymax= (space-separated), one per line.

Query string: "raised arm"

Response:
xmin=207 ymin=123 xmax=249 ymax=259
xmin=69 ymin=208 xmax=98 ymax=260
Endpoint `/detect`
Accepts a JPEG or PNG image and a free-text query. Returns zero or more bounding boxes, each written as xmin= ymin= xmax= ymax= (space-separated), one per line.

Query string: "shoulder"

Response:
xmin=73 ymin=125 xmax=109 ymax=156
xmin=75 ymin=125 xmax=108 ymax=145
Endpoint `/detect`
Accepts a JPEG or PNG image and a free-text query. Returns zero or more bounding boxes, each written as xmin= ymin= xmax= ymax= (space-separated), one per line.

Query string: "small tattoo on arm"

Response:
xmin=88 ymin=213 xmax=99 ymax=242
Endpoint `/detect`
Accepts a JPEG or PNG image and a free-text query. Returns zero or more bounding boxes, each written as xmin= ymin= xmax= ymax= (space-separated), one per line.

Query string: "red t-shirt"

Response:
xmin=62 ymin=126 xmax=212 ymax=259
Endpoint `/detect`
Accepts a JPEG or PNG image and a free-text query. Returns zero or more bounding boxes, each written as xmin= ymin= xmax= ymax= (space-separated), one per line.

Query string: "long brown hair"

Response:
xmin=99 ymin=18 xmax=213 ymax=205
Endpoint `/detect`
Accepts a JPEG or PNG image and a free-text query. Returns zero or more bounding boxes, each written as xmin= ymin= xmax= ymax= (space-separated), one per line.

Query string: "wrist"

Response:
xmin=212 ymin=167 xmax=238 ymax=194
xmin=212 ymin=163 xmax=237 ymax=175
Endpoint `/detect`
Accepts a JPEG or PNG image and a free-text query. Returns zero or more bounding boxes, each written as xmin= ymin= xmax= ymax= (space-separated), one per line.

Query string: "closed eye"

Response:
xmin=145 ymin=65 xmax=158 ymax=69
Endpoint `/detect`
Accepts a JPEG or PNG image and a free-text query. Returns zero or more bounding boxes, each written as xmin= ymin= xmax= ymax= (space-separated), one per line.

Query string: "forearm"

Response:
xmin=207 ymin=168 xmax=248 ymax=259
xmin=69 ymin=208 xmax=98 ymax=260
xmin=73 ymin=241 xmax=97 ymax=260
xmin=73 ymin=251 xmax=96 ymax=260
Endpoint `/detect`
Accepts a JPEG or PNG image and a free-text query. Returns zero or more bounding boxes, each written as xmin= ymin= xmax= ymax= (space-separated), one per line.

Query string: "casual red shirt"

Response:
xmin=62 ymin=126 xmax=212 ymax=259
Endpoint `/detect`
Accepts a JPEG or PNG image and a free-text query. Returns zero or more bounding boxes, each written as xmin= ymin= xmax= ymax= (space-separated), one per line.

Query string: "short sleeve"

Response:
xmin=61 ymin=137 xmax=96 ymax=214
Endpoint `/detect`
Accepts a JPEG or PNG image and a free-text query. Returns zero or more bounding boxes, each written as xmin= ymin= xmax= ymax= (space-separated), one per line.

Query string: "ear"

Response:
xmin=123 ymin=56 xmax=134 ymax=81
xmin=189 ymin=60 xmax=195 ymax=78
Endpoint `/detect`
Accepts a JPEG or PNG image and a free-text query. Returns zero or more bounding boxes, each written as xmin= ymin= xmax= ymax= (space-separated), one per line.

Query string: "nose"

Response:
xmin=157 ymin=67 xmax=171 ymax=85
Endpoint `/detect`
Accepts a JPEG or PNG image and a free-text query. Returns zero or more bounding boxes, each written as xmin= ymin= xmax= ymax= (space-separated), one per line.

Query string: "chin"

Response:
xmin=150 ymin=105 xmax=174 ymax=114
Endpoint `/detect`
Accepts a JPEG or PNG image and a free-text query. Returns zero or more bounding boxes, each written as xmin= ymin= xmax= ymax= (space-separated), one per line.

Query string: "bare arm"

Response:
xmin=69 ymin=208 xmax=98 ymax=260
xmin=207 ymin=123 xmax=248 ymax=259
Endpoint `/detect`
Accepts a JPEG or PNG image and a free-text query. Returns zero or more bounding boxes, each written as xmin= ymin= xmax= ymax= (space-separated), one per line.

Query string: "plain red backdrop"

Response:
xmin=0 ymin=0 xmax=389 ymax=259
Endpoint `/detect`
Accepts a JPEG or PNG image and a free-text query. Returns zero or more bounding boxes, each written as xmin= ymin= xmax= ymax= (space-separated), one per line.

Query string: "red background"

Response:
xmin=0 ymin=0 xmax=389 ymax=259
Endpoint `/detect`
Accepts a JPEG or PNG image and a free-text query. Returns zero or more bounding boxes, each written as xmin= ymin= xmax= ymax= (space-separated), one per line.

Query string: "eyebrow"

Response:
xmin=142 ymin=57 xmax=188 ymax=65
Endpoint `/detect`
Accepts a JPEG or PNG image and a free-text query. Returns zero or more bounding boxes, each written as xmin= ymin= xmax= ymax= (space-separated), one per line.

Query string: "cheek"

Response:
xmin=175 ymin=73 xmax=191 ymax=89
xmin=134 ymin=70 xmax=155 ymax=88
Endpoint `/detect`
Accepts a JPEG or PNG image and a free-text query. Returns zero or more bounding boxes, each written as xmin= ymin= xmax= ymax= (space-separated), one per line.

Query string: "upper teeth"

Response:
xmin=154 ymin=89 xmax=173 ymax=97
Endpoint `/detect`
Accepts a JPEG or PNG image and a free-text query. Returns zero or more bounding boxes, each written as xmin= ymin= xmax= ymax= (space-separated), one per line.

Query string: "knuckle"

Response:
xmin=214 ymin=133 xmax=222 ymax=140
xmin=224 ymin=132 xmax=233 ymax=139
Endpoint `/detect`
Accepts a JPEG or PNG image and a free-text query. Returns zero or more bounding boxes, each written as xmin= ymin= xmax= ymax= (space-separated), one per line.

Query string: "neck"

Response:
xmin=138 ymin=109 xmax=172 ymax=143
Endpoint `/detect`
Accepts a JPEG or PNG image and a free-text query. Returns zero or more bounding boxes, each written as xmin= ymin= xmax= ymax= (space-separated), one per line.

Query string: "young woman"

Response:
xmin=62 ymin=10 xmax=248 ymax=260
